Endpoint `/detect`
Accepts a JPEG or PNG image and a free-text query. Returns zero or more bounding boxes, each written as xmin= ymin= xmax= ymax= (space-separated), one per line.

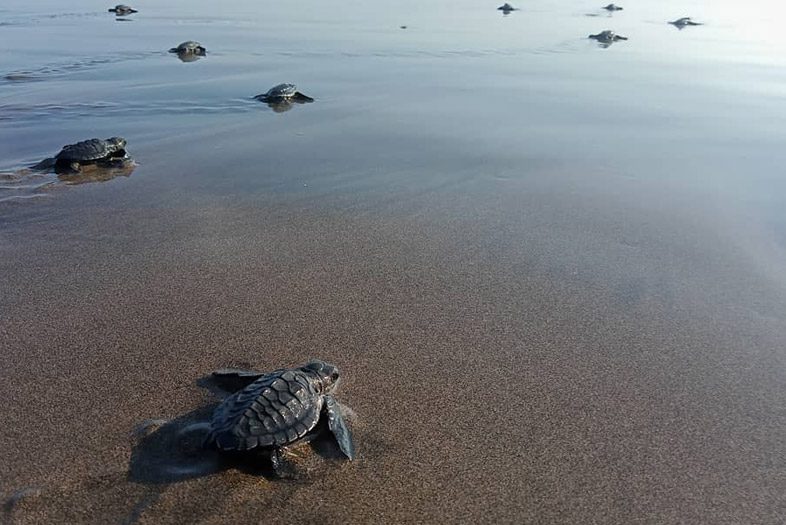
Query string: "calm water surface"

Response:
xmin=1 ymin=0 xmax=785 ymax=203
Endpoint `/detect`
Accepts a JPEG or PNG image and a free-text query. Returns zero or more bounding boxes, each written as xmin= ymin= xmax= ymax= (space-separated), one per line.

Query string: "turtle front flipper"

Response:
xmin=209 ymin=368 xmax=266 ymax=392
xmin=293 ymin=92 xmax=314 ymax=103
xmin=324 ymin=395 xmax=355 ymax=460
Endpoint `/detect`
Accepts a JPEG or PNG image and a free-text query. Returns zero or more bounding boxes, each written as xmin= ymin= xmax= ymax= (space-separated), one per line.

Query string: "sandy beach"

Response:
xmin=2 ymin=166 xmax=785 ymax=523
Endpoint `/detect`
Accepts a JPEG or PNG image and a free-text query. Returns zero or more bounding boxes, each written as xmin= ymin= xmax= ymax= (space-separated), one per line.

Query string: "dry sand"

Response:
xmin=1 ymin=171 xmax=785 ymax=524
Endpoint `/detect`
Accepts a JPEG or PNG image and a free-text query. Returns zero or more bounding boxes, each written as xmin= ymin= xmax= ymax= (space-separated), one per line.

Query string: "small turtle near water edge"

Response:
xmin=205 ymin=360 xmax=355 ymax=477
xmin=254 ymin=83 xmax=314 ymax=112
xmin=603 ymin=4 xmax=623 ymax=11
xmin=31 ymin=137 xmax=132 ymax=174
xmin=108 ymin=5 xmax=137 ymax=15
xmin=169 ymin=41 xmax=207 ymax=61
xmin=497 ymin=3 xmax=517 ymax=14
xmin=669 ymin=17 xmax=702 ymax=29
xmin=589 ymin=30 xmax=628 ymax=46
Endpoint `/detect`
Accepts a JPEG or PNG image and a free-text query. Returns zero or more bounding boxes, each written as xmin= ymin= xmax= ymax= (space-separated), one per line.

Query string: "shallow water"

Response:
xmin=1 ymin=0 xmax=786 ymax=523
xmin=2 ymin=0 xmax=785 ymax=197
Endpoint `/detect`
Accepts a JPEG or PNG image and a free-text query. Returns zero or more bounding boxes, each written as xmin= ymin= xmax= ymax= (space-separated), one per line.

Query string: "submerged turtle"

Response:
xmin=603 ymin=3 xmax=623 ymax=11
xmin=589 ymin=30 xmax=628 ymax=45
xmin=205 ymin=360 xmax=355 ymax=476
xmin=108 ymin=4 xmax=137 ymax=15
xmin=169 ymin=41 xmax=207 ymax=61
xmin=253 ymin=83 xmax=314 ymax=112
xmin=497 ymin=3 xmax=517 ymax=13
xmin=669 ymin=17 xmax=702 ymax=28
xmin=32 ymin=137 xmax=131 ymax=174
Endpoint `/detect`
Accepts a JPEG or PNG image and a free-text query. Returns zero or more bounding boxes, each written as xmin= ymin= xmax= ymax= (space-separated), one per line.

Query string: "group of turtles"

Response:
xmin=33 ymin=78 xmax=315 ymax=175
xmin=497 ymin=2 xmax=703 ymax=47
xmin=26 ymin=6 xmax=316 ymax=176
xmin=31 ymin=2 xmax=706 ymax=175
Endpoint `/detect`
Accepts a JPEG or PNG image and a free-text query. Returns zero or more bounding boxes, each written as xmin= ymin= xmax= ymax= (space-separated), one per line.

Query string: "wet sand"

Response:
xmin=1 ymin=168 xmax=785 ymax=524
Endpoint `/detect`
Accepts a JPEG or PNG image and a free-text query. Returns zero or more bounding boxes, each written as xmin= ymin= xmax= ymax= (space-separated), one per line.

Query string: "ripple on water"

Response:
xmin=1 ymin=52 xmax=161 ymax=84
xmin=0 ymin=99 xmax=256 ymax=124
xmin=0 ymin=162 xmax=135 ymax=205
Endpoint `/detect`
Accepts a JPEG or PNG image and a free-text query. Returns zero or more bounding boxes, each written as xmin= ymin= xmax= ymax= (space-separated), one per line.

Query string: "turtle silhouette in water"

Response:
xmin=589 ymin=30 xmax=628 ymax=47
xmin=31 ymin=137 xmax=132 ymax=174
xmin=169 ymin=41 xmax=207 ymax=62
xmin=603 ymin=3 xmax=623 ymax=11
xmin=205 ymin=360 xmax=355 ymax=477
xmin=497 ymin=3 xmax=517 ymax=14
xmin=253 ymin=83 xmax=314 ymax=113
xmin=108 ymin=4 xmax=137 ymax=15
xmin=669 ymin=17 xmax=703 ymax=29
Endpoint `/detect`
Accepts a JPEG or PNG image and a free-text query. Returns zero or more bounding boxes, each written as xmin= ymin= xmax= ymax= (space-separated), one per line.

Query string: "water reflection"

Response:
xmin=56 ymin=160 xmax=135 ymax=184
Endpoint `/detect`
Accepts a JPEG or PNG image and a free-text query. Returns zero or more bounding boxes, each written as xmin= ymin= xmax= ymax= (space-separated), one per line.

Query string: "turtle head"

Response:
xmin=303 ymin=360 xmax=340 ymax=393
xmin=106 ymin=137 xmax=127 ymax=151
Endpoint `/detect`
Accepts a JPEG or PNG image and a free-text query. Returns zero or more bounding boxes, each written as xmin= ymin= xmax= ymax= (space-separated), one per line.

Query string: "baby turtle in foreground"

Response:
xmin=669 ymin=17 xmax=702 ymax=29
xmin=32 ymin=137 xmax=131 ymax=174
xmin=108 ymin=4 xmax=137 ymax=15
xmin=205 ymin=360 xmax=355 ymax=476
xmin=253 ymin=83 xmax=314 ymax=112
xmin=603 ymin=3 xmax=623 ymax=11
xmin=169 ymin=41 xmax=207 ymax=61
xmin=589 ymin=30 xmax=628 ymax=45
xmin=497 ymin=3 xmax=517 ymax=13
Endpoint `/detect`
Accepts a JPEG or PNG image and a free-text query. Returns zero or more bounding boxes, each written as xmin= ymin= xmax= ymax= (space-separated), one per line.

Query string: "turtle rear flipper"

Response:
xmin=209 ymin=368 xmax=266 ymax=392
xmin=30 ymin=157 xmax=55 ymax=172
xmin=269 ymin=447 xmax=299 ymax=479
xmin=324 ymin=395 xmax=355 ymax=460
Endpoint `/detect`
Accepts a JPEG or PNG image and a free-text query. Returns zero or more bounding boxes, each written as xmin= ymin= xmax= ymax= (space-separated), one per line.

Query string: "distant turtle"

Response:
xmin=169 ymin=41 xmax=207 ymax=58
xmin=108 ymin=4 xmax=137 ymax=15
xmin=32 ymin=137 xmax=131 ymax=174
xmin=669 ymin=17 xmax=702 ymax=28
xmin=205 ymin=360 xmax=355 ymax=476
xmin=497 ymin=3 xmax=517 ymax=13
xmin=603 ymin=3 xmax=623 ymax=11
xmin=589 ymin=30 xmax=628 ymax=44
xmin=253 ymin=83 xmax=314 ymax=112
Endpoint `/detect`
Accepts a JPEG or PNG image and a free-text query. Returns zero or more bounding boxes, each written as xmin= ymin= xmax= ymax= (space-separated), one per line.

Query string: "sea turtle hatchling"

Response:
xmin=253 ymin=83 xmax=314 ymax=112
xmin=31 ymin=137 xmax=131 ymax=174
xmin=497 ymin=3 xmax=517 ymax=13
xmin=603 ymin=3 xmax=623 ymax=11
xmin=669 ymin=17 xmax=703 ymax=28
xmin=205 ymin=360 xmax=355 ymax=476
xmin=169 ymin=41 xmax=207 ymax=60
xmin=588 ymin=30 xmax=628 ymax=44
xmin=108 ymin=4 xmax=137 ymax=15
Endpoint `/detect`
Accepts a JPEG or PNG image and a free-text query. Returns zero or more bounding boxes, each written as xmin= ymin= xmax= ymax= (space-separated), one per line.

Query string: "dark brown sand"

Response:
xmin=1 ymin=170 xmax=785 ymax=524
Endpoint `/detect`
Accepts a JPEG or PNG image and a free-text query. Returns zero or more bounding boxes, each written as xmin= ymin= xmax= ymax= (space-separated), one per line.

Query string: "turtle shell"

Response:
xmin=55 ymin=137 xmax=125 ymax=163
xmin=208 ymin=367 xmax=324 ymax=451
xmin=265 ymin=83 xmax=298 ymax=99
